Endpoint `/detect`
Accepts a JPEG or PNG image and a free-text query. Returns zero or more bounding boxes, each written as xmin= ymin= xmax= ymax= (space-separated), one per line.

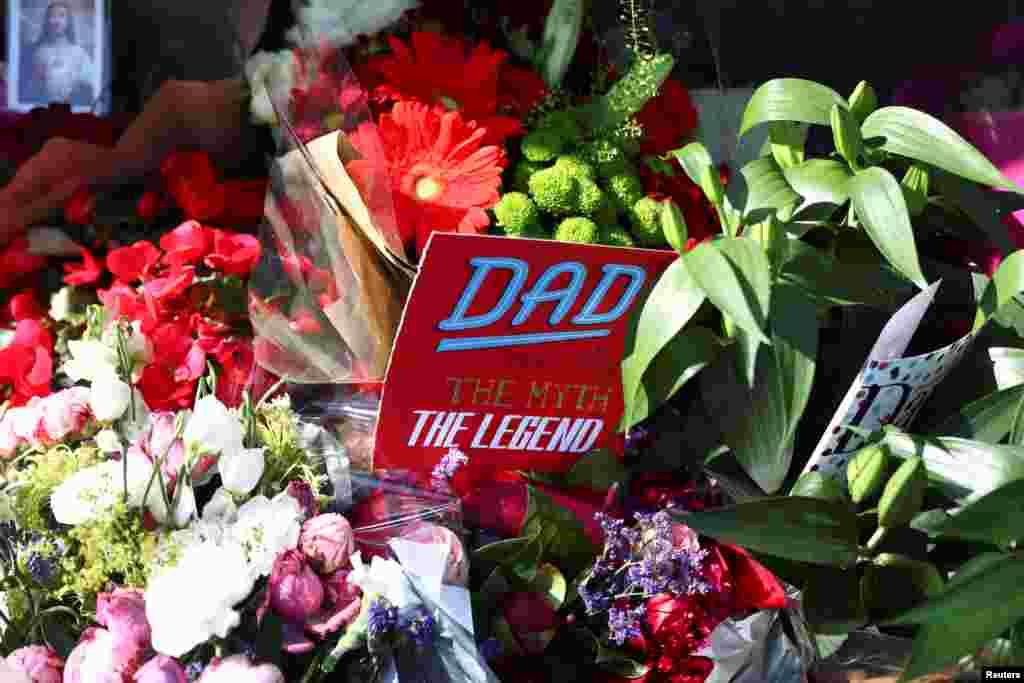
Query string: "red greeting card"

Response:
xmin=372 ymin=233 xmax=676 ymax=473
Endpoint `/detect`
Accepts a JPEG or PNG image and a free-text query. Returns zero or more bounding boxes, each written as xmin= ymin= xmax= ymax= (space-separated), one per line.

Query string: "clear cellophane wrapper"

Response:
xmin=248 ymin=40 xmax=415 ymax=387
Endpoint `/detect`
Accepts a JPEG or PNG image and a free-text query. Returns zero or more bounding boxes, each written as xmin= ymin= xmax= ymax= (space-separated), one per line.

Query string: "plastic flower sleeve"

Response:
xmin=248 ymin=40 xmax=414 ymax=384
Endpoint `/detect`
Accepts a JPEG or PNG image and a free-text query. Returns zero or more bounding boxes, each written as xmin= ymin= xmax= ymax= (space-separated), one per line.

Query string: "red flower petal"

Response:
xmin=8 ymin=291 xmax=45 ymax=321
xmin=717 ymin=543 xmax=788 ymax=610
xmin=64 ymin=186 xmax=96 ymax=225
xmin=159 ymin=220 xmax=214 ymax=268
xmin=0 ymin=238 xmax=47 ymax=289
xmin=62 ymin=246 xmax=104 ymax=286
xmin=107 ymin=241 xmax=161 ymax=283
xmin=204 ymin=230 xmax=262 ymax=276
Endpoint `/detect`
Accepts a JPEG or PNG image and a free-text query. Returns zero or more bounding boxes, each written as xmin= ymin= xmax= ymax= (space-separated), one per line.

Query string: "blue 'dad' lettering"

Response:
xmin=436 ymin=258 xmax=648 ymax=351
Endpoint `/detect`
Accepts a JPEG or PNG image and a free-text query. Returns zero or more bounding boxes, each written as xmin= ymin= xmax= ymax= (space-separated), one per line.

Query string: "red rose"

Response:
xmin=500 ymin=590 xmax=561 ymax=655
xmin=62 ymin=246 xmax=104 ymax=286
xmin=137 ymin=363 xmax=196 ymax=410
xmin=64 ymin=186 xmax=96 ymax=225
xmin=646 ymin=595 xmax=717 ymax=660
xmin=636 ymin=79 xmax=699 ymax=156
xmin=716 ymin=543 xmax=788 ymax=611
xmin=640 ymin=165 xmax=724 ymax=246
xmin=106 ymin=241 xmax=161 ymax=283
xmin=204 ymin=230 xmax=262 ymax=276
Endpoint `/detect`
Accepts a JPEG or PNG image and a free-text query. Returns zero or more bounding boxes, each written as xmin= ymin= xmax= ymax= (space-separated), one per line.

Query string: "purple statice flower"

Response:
xmin=607 ymin=605 xmax=646 ymax=646
xmin=623 ymin=426 xmax=651 ymax=458
xmin=430 ymin=448 xmax=469 ymax=489
xmin=400 ymin=608 xmax=436 ymax=649
xmin=368 ymin=598 xmax=399 ymax=639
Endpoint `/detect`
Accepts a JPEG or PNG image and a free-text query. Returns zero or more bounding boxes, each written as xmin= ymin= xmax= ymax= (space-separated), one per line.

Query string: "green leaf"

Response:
xmin=702 ymin=285 xmax=817 ymax=493
xmin=816 ymin=634 xmax=850 ymax=659
xmin=930 ymin=478 xmax=1024 ymax=547
xmin=625 ymin=326 xmax=721 ymax=429
xmin=684 ymin=237 xmax=772 ymax=345
xmin=881 ymin=429 xmax=1024 ymax=503
xmin=531 ymin=563 xmax=568 ymax=609
xmin=595 ymin=645 xmax=651 ymax=679
xmin=676 ymin=496 xmax=860 ymax=567
xmin=621 ymin=258 xmax=706 ymax=421
xmin=672 ymin=142 xmax=714 ymax=186
xmin=474 ymin=536 xmax=536 ymax=565
xmin=564 ymin=449 xmax=628 ymax=494
xmin=830 ymin=104 xmax=865 ymax=169
xmin=506 ymin=534 xmax=544 ymax=584
xmin=579 ymin=53 xmax=674 ymax=133
xmin=862 ymin=107 xmax=1024 ymax=192
xmin=928 ymin=384 xmax=1024 ymax=441
xmin=802 ymin=566 xmax=867 ymax=634
xmin=783 ymin=159 xmax=853 ymax=206
xmin=522 ymin=485 xmax=597 ymax=577
xmin=767 ymin=121 xmax=808 ymax=169
xmin=849 ymin=166 xmax=929 ymax=290
xmin=739 ymin=78 xmax=848 ymax=137
xmin=779 ymin=240 xmax=913 ymax=307
xmin=930 ymin=171 xmax=1016 ymax=256
xmin=739 ymin=157 xmax=802 ymax=222
xmin=536 ymin=0 xmax=584 ymax=87
xmin=887 ymin=554 xmax=1024 ymax=681
xmin=975 ymin=250 xmax=1024 ymax=332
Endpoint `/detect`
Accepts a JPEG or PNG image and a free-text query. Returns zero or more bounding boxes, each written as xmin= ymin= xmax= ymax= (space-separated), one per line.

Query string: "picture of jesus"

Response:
xmin=7 ymin=0 xmax=104 ymax=110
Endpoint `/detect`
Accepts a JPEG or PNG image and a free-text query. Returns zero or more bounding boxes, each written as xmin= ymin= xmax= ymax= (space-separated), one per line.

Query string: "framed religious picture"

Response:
xmin=6 ymin=0 xmax=108 ymax=112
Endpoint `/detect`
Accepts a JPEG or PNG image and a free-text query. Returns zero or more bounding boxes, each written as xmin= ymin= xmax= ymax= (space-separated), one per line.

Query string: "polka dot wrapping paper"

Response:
xmin=802 ymin=282 xmax=979 ymax=485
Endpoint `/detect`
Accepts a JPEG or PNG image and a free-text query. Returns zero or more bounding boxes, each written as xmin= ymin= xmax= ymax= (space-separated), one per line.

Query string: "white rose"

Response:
xmin=147 ymin=481 xmax=197 ymax=529
xmin=50 ymin=458 xmax=153 ymax=525
xmin=230 ymin=495 xmax=302 ymax=579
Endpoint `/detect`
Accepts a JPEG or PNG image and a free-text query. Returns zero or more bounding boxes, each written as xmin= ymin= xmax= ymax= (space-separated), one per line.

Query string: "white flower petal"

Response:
xmin=89 ymin=373 xmax=132 ymax=422
xmin=218 ymin=447 xmax=265 ymax=496
xmin=95 ymin=429 xmax=122 ymax=453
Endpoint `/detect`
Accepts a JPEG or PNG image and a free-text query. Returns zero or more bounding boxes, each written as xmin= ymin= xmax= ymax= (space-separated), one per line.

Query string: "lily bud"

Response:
xmin=848 ymin=81 xmax=878 ymax=124
xmin=660 ymin=199 xmax=688 ymax=254
xmin=830 ymin=103 xmax=864 ymax=169
xmin=877 ymin=456 xmax=927 ymax=528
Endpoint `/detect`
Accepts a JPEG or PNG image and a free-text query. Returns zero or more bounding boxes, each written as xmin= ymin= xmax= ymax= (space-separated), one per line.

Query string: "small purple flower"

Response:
xmin=624 ymin=427 xmax=651 ymax=457
xmin=367 ymin=598 xmax=399 ymax=639
xmin=25 ymin=552 xmax=56 ymax=584
xmin=607 ymin=605 xmax=645 ymax=646
xmin=401 ymin=608 xmax=436 ymax=648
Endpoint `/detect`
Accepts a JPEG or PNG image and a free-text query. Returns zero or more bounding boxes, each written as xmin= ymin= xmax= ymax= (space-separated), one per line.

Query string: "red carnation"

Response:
xmin=106 ymin=241 xmax=161 ymax=283
xmin=0 ymin=319 xmax=53 ymax=405
xmin=636 ymin=79 xmax=699 ymax=156
xmin=204 ymin=230 xmax=262 ymax=276
xmin=7 ymin=291 xmax=45 ymax=322
xmin=159 ymin=220 xmax=213 ymax=268
xmin=62 ymin=246 xmax=104 ymax=286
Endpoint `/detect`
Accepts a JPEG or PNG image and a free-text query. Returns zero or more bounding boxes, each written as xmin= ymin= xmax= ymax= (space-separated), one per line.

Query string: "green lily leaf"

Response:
xmin=522 ymin=485 xmax=597 ymax=578
xmin=739 ymin=78 xmax=847 ymax=137
xmin=779 ymin=240 xmax=913 ymax=308
xmin=684 ymin=237 xmax=772 ymax=345
xmin=672 ymin=142 xmax=714 ymax=186
xmin=930 ymin=171 xmax=1016 ymax=256
xmin=474 ymin=536 xmax=537 ymax=566
xmin=975 ymin=249 xmax=1024 ymax=332
xmin=621 ymin=258 xmax=706 ymax=424
xmin=927 ymin=384 xmax=1024 ymax=442
xmin=625 ymin=326 xmax=721 ymax=429
xmin=849 ymin=166 xmax=929 ymax=290
xmin=862 ymin=107 xmax=1024 ymax=193
xmin=930 ymin=478 xmax=1024 ymax=547
xmin=783 ymin=159 xmax=853 ymax=206
xmin=595 ymin=645 xmax=651 ymax=679
xmin=701 ymin=285 xmax=817 ymax=493
xmin=767 ymin=121 xmax=808 ymax=169
xmin=886 ymin=554 xmax=1024 ymax=681
xmin=739 ymin=156 xmax=802 ymax=222
xmin=881 ymin=428 xmax=1024 ymax=503
xmin=676 ymin=496 xmax=860 ymax=567
xmin=536 ymin=0 xmax=584 ymax=87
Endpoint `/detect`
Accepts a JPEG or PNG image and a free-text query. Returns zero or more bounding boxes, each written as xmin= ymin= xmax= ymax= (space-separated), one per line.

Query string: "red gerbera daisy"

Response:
xmin=348 ymin=101 xmax=506 ymax=260
xmin=364 ymin=32 xmax=526 ymax=145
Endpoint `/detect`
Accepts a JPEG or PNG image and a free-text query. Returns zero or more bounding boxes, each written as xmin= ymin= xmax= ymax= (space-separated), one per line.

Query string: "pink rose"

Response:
xmin=305 ymin=569 xmax=364 ymax=639
xmin=6 ymin=645 xmax=63 ymax=682
xmin=96 ymin=587 xmax=152 ymax=654
xmin=64 ymin=626 xmax=148 ymax=682
xmin=269 ymin=550 xmax=324 ymax=623
xmin=133 ymin=656 xmax=187 ymax=683
xmin=399 ymin=522 xmax=469 ymax=587
xmin=197 ymin=656 xmax=284 ymax=683
xmin=299 ymin=514 xmax=354 ymax=574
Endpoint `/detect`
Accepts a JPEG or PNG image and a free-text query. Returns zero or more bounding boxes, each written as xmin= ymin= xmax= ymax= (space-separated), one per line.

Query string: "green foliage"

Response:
xmin=577 ymin=53 xmax=674 ymax=133
xmin=522 ymin=128 xmax=566 ymax=163
xmin=553 ymin=154 xmax=595 ymax=181
xmin=257 ymin=398 xmax=324 ymax=496
xmin=528 ymin=166 xmax=580 ymax=216
xmin=10 ymin=445 xmax=101 ymax=533
xmin=598 ymin=224 xmax=635 ymax=247
xmin=605 ymin=172 xmax=645 ymax=212
xmin=511 ymin=160 xmax=547 ymax=193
